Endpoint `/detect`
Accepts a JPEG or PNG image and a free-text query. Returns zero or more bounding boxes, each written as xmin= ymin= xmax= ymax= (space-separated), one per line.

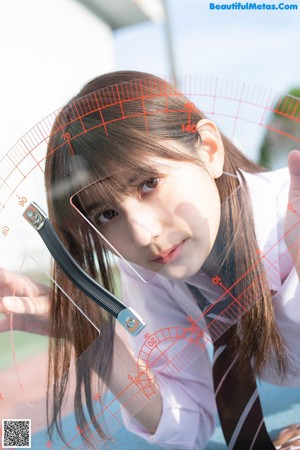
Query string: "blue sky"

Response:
xmin=0 ymin=0 xmax=299 ymax=160
xmin=114 ymin=0 xmax=300 ymax=92
xmin=113 ymin=0 xmax=300 ymax=161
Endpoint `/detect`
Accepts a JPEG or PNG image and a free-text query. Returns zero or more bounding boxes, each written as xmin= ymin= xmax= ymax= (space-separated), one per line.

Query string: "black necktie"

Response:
xmin=186 ymin=282 xmax=275 ymax=450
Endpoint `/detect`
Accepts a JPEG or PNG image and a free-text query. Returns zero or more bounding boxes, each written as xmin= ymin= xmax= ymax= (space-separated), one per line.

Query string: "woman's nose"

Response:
xmin=124 ymin=201 xmax=162 ymax=247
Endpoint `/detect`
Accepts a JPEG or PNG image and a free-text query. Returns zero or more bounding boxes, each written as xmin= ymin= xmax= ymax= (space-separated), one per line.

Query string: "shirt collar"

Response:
xmin=185 ymin=170 xmax=283 ymax=292
xmin=242 ymin=170 xmax=282 ymax=291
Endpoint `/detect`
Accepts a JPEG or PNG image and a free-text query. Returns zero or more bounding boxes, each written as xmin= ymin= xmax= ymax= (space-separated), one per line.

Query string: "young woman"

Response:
xmin=1 ymin=71 xmax=300 ymax=450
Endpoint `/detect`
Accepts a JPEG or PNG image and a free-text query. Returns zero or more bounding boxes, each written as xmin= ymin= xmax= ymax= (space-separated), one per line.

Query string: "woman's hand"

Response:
xmin=285 ymin=150 xmax=300 ymax=280
xmin=0 ymin=267 xmax=50 ymax=335
xmin=273 ymin=423 xmax=300 ymax=449
xmin=110 ymin=329 xmax=162 ymax=435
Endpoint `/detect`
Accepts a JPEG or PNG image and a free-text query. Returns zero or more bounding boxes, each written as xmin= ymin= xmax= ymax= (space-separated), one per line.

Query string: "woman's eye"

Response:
xmin=96 ymin=209 xmax=118 ymax=224
xmin=140 ymin=178 xmax=159 ymax=195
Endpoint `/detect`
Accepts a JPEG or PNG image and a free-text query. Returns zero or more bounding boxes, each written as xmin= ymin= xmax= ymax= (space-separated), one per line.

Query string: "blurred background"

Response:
xmin=0 ymin=0 xmax=299 ymax=165
xmin=0 ymin=1 xmax=299 ymax=449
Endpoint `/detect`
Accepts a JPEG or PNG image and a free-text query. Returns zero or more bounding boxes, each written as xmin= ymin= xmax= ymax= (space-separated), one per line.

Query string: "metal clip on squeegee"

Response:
xmin=23 ymin=202 xmax=146 ymax=336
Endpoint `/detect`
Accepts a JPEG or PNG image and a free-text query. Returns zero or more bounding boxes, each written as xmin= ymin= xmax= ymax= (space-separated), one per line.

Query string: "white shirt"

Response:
xmin=117 ymin=168 xmax=300 ymax=449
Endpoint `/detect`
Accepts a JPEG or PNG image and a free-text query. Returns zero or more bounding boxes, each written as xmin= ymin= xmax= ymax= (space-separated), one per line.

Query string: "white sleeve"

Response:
xmin=118 ymin=261 xmax=217 ymax=450
xmin=123 ymin=375 xmax=215 ymax=450
xmin=258 ymin=169 xmax=300 ymax=387
xmin=246 ymin=169 xmax=300 ymax=387
xmin=267 ymin=267 xmax=300 ymax=387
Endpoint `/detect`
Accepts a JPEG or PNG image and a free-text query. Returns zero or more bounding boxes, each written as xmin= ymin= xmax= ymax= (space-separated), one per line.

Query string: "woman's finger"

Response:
xmin=273 ymin=424 xmax=300 ymax=447
xmin=281 ymin=445 xmax=300 ymax=450
xmin=288 ymin=149 xmax=300 ymax=190
xmin=1 ymin=295 xmax=50 ymax=316
xmin=283 ymin=435 xmax=300 ymax=448
xmin=0 ymin=267 xmax=50 ymax=298
xmin=285 ymin=150 xmax=300 ymax=278
xmin=0 ymin=313 xmax=49 ymax=335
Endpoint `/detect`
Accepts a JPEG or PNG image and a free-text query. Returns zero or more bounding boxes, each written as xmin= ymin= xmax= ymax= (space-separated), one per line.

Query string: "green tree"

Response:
xmin=258 ymin=87 xmax=300 ymax=169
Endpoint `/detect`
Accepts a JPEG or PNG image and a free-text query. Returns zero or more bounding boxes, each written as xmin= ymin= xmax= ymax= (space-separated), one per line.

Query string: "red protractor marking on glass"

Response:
xmin=60 ymin=232 xmax=298 ymax=449
xmin=59 ymin=326 xmax=210 ymax=450
xmin=135 ymin=325 xmax=209 ymax=396
xmin=1 ymin=77 xmax=299 ymax=214
xmin=274 ymin=93 xmax=300 ymax=120
xmin=0 ymin=85 xmax=187 ymax=211
xmin=135 ymin=214 xmax=300 ymax=393
xmin=9 ymin=257 xmax=34 ymax=408
xmin=1 ymin=78 xmax=300 ymax=449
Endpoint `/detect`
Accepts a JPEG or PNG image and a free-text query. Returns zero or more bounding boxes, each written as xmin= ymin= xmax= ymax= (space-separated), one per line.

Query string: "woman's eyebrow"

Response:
xmin=80 ymin=167 xmax=161 ymax=215
xmin=80 ymin=180 xmax=131 ymax=216
xmin=101 ymin=170 xmax=154 ymax=189
xmin=126 ymin=175 xmax=139 ymax=185
xmin=85 ymin=202 xmax=104 ymax=216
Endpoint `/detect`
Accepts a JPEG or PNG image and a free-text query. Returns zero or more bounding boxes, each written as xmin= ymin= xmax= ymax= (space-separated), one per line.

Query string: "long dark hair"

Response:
xmin=44 ymin=70 xmax=287 ymax=445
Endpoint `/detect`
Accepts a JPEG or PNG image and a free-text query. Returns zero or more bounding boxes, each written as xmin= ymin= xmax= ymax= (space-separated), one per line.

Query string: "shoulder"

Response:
xmin=240 ymin=167 xmax=289 ymax=225
xmin=242 ymin=167 xmax=290 ymax=229
xmin=241 ymin=167 xmax=289 ymax=197
xmin=241 ymin=167 xmax=293 ymax=289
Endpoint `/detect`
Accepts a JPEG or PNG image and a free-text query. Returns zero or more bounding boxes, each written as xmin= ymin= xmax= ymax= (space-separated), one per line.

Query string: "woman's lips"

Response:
xmin=152 ymin=242 xmax=184 ymax=264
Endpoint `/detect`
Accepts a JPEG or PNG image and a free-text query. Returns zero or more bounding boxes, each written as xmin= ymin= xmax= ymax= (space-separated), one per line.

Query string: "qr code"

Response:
xmin=2 ymin=419 xmax=31 ymax=448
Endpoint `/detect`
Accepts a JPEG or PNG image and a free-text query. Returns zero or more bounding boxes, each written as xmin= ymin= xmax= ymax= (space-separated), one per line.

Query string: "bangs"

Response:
xmin=71 ymin=163 xmax=164 ymax=218
xmin=55 ymin=115 xmax=199 ymax=200
xmin=46 ymin=77 xmax=203 ymax=227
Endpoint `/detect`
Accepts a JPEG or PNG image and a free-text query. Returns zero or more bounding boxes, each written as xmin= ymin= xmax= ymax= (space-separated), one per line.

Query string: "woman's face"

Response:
xmin=84 ymin=156 xmax=222 ymax=280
